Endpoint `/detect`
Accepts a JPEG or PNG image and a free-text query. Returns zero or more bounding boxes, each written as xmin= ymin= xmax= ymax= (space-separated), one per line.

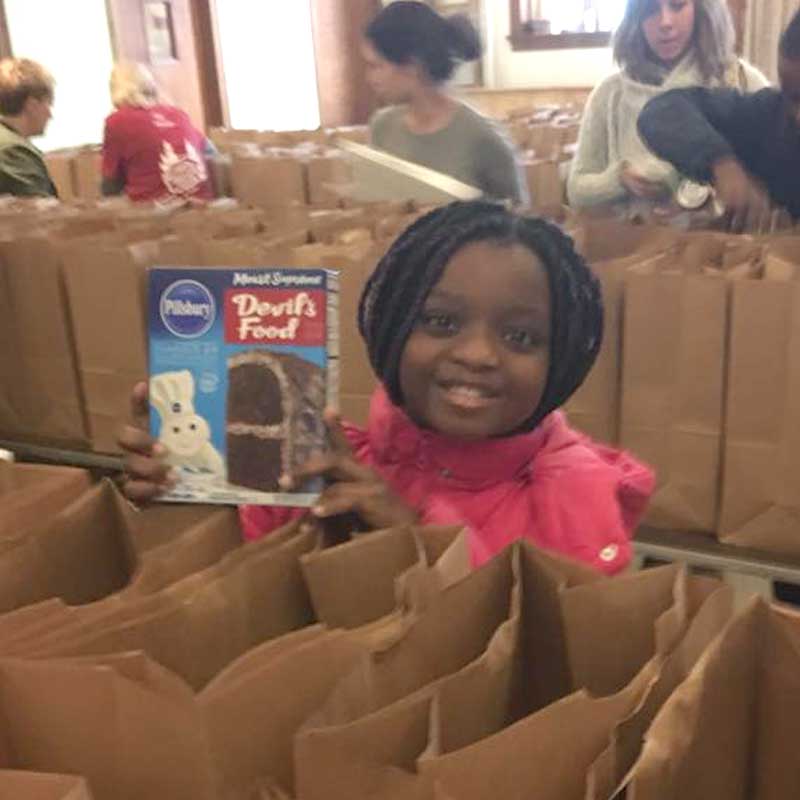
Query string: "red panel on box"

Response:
xmin=224 ymin=289 xmax=326 ymax=345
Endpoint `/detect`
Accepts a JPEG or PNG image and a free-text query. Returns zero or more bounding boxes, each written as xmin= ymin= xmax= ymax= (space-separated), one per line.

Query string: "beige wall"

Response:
xmin=481 ymin=0 xmax=615 ymax=90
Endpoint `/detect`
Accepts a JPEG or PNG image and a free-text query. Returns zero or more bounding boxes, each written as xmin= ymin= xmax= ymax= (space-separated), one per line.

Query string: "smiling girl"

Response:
xmin=120 ymin=202 xmax=654 ymax=575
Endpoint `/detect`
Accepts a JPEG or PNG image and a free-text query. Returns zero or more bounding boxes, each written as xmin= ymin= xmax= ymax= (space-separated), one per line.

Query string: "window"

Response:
xmin=509 ymin=0 xmax=627 ymax=51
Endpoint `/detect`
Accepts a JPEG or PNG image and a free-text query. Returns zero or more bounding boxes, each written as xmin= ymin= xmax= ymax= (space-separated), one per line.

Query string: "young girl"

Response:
xmin=120 ymin=202 xmax=653 ymax=575
xmin=568 ymin=0 xmax=768 ymax=218
xmin=363 ymin=2 xmax=527 ymax=204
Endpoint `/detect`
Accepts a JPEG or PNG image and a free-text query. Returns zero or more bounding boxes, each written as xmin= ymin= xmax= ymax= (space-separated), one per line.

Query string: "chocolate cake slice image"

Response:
xmin=226 ymin=350 xmax=326 ymax=492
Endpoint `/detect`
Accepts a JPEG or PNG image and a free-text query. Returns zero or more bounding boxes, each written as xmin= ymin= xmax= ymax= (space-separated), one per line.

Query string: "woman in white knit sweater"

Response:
xmin=567 ymin=0 xmax=768 ymax=217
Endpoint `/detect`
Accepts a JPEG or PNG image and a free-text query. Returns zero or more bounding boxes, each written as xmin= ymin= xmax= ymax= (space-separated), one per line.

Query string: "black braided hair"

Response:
xmin=358 ymin=200 xmax=603 ymax=433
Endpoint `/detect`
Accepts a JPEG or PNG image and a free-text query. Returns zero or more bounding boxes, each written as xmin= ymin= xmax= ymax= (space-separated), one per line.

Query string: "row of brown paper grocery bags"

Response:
xmin=2 ymin=464 xmax=800 ymax=798
xmin=0 ymin=197 xmax=417 ymax=453
xmin=563 ymin=219 xmax=800 ymax=556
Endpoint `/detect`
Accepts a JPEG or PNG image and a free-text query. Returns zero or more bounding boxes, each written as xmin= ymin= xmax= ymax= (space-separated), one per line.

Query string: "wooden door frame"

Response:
xmin=191 ymin=0 xmax=228 ymax=129
xmin=0 ymin=0 xmax=12 ymax=59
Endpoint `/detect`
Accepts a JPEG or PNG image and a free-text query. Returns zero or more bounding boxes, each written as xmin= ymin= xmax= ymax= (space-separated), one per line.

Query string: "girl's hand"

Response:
xmin=117 ymin=381 xmax=176 ymax=505
xmin=621 ymin=163 xmax=668 ymax=200
xmin=283 ymin=409 xmax=419 ymax=530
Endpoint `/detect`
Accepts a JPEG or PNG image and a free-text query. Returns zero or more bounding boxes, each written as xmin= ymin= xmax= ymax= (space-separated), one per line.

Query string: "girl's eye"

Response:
xmin=502 ymin=328 xmax=541 ymax=350
xmin=418 ymin=310 xmax=459 ymax=335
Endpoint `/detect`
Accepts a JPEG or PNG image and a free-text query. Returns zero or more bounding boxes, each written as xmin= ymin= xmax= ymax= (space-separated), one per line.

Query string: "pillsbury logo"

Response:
xmin=160 ymin=279 xmax=216 ymax=338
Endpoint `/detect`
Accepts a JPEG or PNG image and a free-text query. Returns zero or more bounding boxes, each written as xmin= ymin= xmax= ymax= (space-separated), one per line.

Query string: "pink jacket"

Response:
xmin=240 ymin=388 xmax=654 ymax=575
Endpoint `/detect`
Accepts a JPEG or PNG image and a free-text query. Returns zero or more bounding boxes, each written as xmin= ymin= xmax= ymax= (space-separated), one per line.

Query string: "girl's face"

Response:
xmin=361 ymin=39 xmax=421 ymax=103
xmin=641 ymin=0 xmax=696 ymax=66
xmin=399 ymin=241 xmax=551 ymax=441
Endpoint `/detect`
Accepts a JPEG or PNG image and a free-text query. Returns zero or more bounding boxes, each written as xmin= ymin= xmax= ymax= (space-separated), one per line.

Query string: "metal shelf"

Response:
xmin=0 ymin=440 xmax=123 ymax=473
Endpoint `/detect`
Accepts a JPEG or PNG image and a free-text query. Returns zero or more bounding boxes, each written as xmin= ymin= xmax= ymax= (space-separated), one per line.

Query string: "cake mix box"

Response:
xmin=147 ymin=267 xmax=339 ymax=505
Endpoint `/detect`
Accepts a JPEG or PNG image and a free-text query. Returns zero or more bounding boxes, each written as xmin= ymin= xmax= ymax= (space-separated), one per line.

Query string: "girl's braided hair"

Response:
xmin=358 ymin=200 xmax=603 ymax=433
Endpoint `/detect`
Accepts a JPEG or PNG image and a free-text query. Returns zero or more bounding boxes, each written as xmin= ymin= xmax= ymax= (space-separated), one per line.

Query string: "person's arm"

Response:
xmin=475 ymin=127 xmax=530 ymax=205
xmin=101 ymin=115 xmax=126 ymax=197
xmin=566 ymin=81 xmax=628 ymax=208
xmin=638 ymin=87 xmax=777 ymax=230
xmin=637 ymin=87 xmax=773 ymax=182
xmin=0 ymin=145 xmax=57 ymax=197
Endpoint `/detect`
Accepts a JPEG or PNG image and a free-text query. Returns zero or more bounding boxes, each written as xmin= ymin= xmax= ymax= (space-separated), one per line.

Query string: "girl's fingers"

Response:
xmin=312 ymin=482 xmax=375 ymax=518
xmin=131 ymin=381 xmax=150 ymax=427
xmin=287 ymin=450 xmax=373 ymax=488
xmin=117 ymin=424 xmax=164 ymax=458
xmin=323 ymin=408 xmax=353 ymax=456
xmin=123 ymin=451 xmax=173 ymax=484
xmin=123 ymin=479 xmax=167 ymax=505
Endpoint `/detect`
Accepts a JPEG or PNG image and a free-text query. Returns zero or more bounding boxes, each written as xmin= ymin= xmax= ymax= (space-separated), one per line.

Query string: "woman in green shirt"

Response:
xmin=363 ymin=2 xmax=528 ymax=205
xmin=0 ymin=58 xmax=57 ymax=198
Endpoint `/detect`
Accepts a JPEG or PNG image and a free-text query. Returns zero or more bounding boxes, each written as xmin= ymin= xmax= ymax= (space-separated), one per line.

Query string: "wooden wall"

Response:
xmin=310 ymin=0 xmax=381 ymax=127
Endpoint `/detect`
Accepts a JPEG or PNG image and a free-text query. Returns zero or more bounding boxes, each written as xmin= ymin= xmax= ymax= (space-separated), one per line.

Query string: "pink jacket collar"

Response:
xmin=366 ymin=387 xmax=557 ymax=490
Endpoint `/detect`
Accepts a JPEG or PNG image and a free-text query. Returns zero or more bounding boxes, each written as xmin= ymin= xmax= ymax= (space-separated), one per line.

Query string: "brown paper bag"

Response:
xmin=300 ymin=526 xmax=420 ymax=628
xmin=423 ymin=572 xmax=722 ymax=800
xmin=625 ymin=601 xmax=800 ymax=800
xmin=565 ymin=220 xmax=679 ymax=443
xmin=0 ymin=482 xmax=137 ymax=613
xmin=0 ymin=259 xmax=24 ymax=439
xmin=44 ymin=149 xmax=79 ymax=203
xmin=72 ymin=148 xmax=102 ymax=202
xmin=0 ymin=237 xmax=89 ymax=446
xmin=292 ymin=241 xmax=379 ymax=400
xmin=300 ymin=525 xmax=469 ymax=629
xmin=202 ymin=623 xmax=327 ymax=695
xmin=230 ymin=152 xmax=308 ymax=208
xmin=586 ymin=578 xmax=734 ymax=800
xmin=201 ymin=629 xmax=368 ymax=799
xmin=719 ymin=274 xmax=800 ymax=554
xmin=0 ymin=769 xmax=93 ymax=800
xmin=0 ymin=652 xmax=215 ymax=800
xmin=0 ymin=464 xmax=91 ymax=539
xmin=125 ymin=507 xmax=242 ymax=595
xmin=295 ymin=551 xmax=710 ymax=800
xmin=201 ymin=232 xmax=309 ymax=268
xmin=307 ymin=152 xmax=353 ymax=206
xmin=295 ymin=573 xmax=522 ymax=800
xmin=124 ymin=501 xmax=238 ymax=556
xmin=60 ymin=237 xmax=159 ymax=452
xmin=311 ymin=546 xmax=517 ymax=727
xmin=523 ymin=160 xmax=563 ymax=210
xmin=620 ymin=270 xmax=728 ymax=531
xmin=28 ymin=524 xmax=316 ymax=690
xmin=425 ymin=674 xmax=654 ymax=800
